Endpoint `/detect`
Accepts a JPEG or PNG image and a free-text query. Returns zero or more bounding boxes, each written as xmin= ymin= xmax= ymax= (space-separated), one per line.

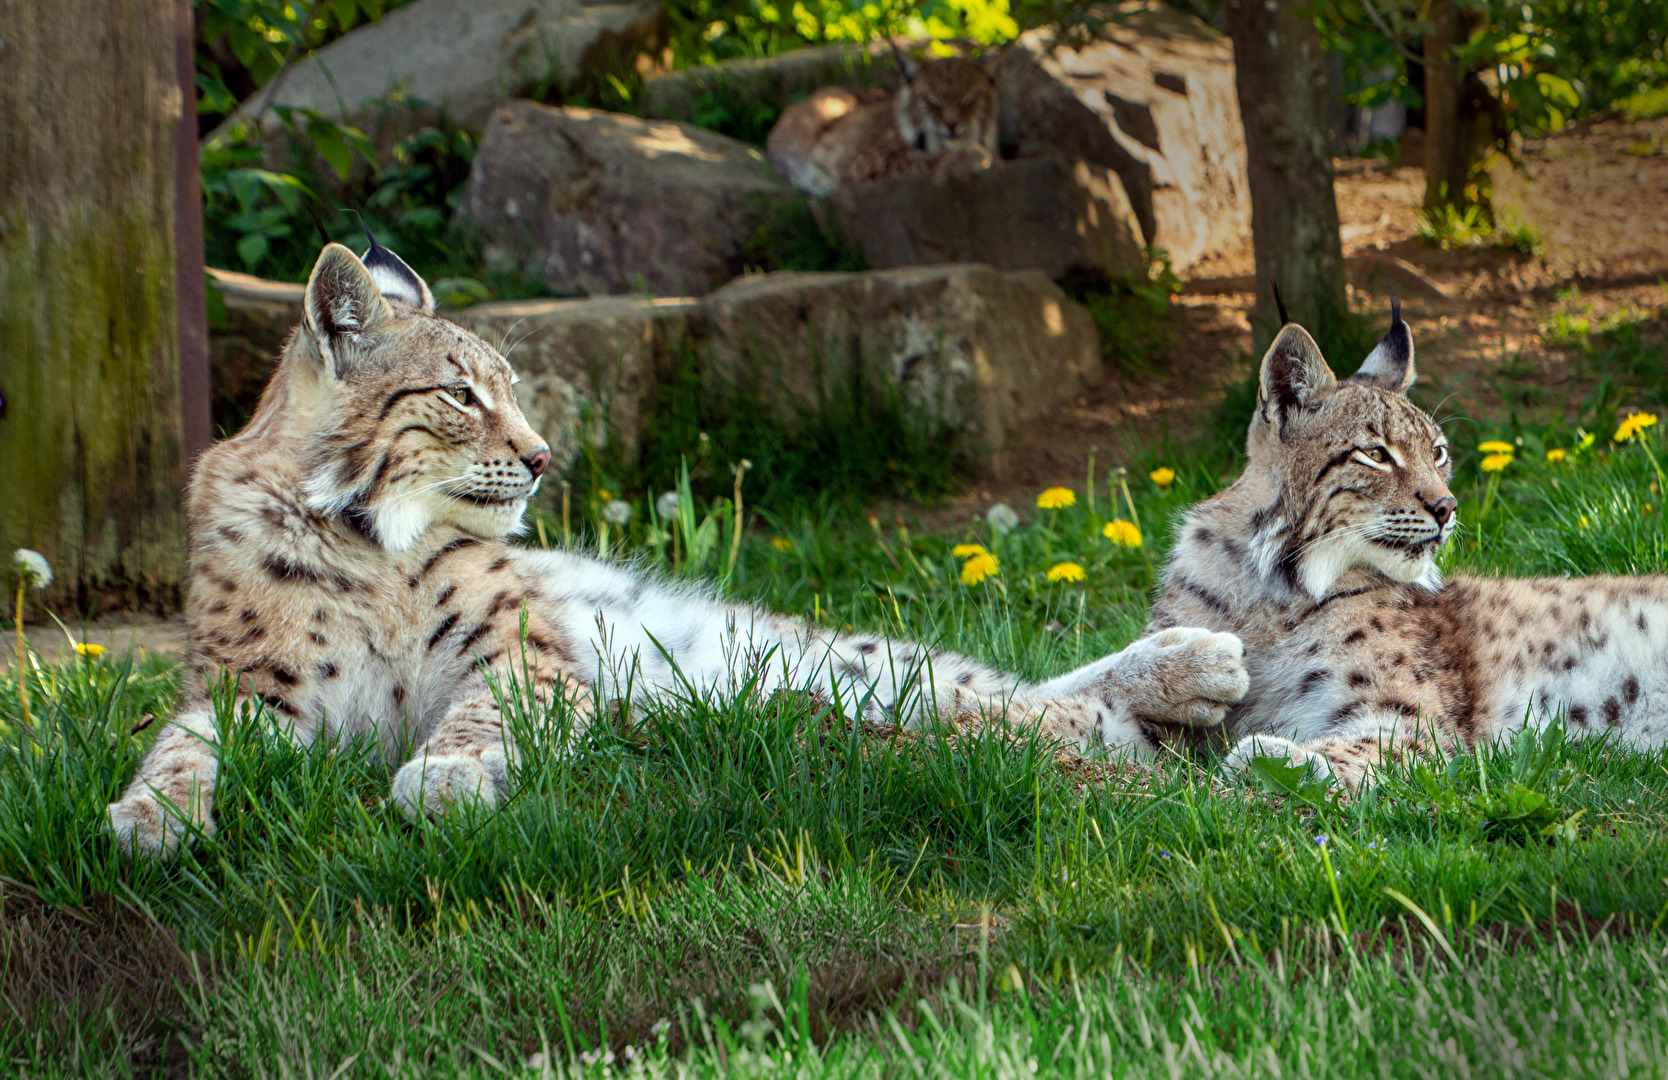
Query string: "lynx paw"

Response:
xmin=391 ymin=755 xmax=499 ymax=820
xmin=106 ymin=789 xmax=215 ymax=859
xmin=1222 ymin=735 xmax=1336 ymax=781
xmin=1124 ymin=627 xmax=1250 ymax=727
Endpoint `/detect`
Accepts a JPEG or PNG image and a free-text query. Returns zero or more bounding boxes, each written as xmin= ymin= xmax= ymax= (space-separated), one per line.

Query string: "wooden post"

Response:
xmin=176 ymin=0 xmax=212 ymax=463
xmin=1422 ymin=0 xmax=1467 ymax=210
xmin=0 ymin=1 xmax=189 ymax=613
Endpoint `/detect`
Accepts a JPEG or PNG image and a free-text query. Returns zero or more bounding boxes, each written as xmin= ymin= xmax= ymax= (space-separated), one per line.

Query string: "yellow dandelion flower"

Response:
xmin=1478 ymin=440 xmax=1514 ymax=454
xmin=74 ymin=642 xmax=104 ymax=658
xmin=1615 ymin=412 xmax=1659 ymax=442
xmin=771 ymin=537 xmax=793 ymax=552
xmin=1545 ymin=448 xmax=1567 ymax=463
xmin=1579 ymin=514 xmax=1590 ymax=530
xmin=951 ymin=543 xmax=989 ymax=558
xmin=1149 ymin=467 xmax=1176 ymax=489
xmin=1103 ymin=520 xmax=1143 ymax=548
xmin=1046 ymin=561 xmax=1086 ymax=583
xmin=960 ymin=552 xmax=1000 ymax=585
xmin=1036 ymin=487 xmax=1076 ymax=510
xmin=597 ymin=488 xmax=612 ymax=501
xmin=1578 ymin=431 xmax=1597 ymax=450
xmin=1480 ymin=452 xmax=1514 ymax=473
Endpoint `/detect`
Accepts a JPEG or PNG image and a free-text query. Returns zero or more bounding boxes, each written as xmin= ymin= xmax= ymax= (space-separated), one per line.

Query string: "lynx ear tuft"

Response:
xmin=303 ymin=243 xmax=395 ymax=378
xmin=1349 ymin=296 xmax=1416 ymax=393
xmin=888 ymin=38 xmax=919 ymax=83
xmin=355 ymin=222 xmax=435 ymax=313
xmin=1257 ymin=322 xmax=1337 ymax=421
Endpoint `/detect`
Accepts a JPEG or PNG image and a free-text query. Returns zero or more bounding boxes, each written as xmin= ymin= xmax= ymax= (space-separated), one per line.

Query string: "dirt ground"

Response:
xmin=926 ymin=115 xmax=1668 ymax=527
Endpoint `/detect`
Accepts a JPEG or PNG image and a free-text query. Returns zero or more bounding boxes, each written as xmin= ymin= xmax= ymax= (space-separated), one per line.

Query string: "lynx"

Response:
xmin=105 ymin=240 xmax=1248 ymax=857
xmin=1151 ymin=303 xmax=1668 ymax=788
xmin=766 ymin=46 xmax=997 ymax=197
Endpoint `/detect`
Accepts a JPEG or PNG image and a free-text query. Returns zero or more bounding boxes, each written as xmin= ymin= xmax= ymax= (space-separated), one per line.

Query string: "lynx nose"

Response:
xmin=523 ymin=447 xmax=551 ymax=478
xmin=1429 ymin=496 xmax=1457 ymax=527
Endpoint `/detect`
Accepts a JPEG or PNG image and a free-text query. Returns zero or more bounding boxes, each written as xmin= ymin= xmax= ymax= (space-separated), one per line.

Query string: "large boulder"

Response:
xmin=457 ymin=101 xmax=797 ymax=297
xmin=214 ymin=0 xmax=666 ymax=140
xmin=825 ymin=155 xmax=1146 ymax=280
xmin=993 ymin=2 xmax=1251 ymax=273
xmin=700 ymin=264 xmax=1103 ymax=463
xmin=206 ymin=262 xmax=1101 ymax=476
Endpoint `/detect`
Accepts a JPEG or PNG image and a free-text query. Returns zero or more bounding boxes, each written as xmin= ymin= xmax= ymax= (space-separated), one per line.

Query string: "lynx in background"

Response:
xmin=1152 ymin=303 xmax=1668 ymax=787
xmin=105 ymin=240 xmax=1249 ymax=858
xmin=766 ymin=45 xmax=997 ymax=197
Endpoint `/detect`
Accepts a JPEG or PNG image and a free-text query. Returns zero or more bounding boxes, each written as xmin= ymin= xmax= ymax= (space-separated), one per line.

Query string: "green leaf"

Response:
xmin=236 ymin=232 xmax=269 ymax=270
xmin=311 ymin=126 xmax=352 ymax=181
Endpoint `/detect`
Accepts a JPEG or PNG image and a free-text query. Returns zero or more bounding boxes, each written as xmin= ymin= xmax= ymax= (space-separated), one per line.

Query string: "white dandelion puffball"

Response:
xmin=601 ymin=499 xmax=633 ymax=527
xmin=986 ymin=503 xmax=1020 ymax=535
xmin=12 ymin=548 xmax=52 ymax=589
xmin=655 ymin=490 xmax=681 ymax=520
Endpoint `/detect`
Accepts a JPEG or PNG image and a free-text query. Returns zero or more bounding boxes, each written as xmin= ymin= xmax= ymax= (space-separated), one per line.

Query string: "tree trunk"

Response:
xmin=1422 ymin=0 xmax=1466 ymax=209
xmin=0 ymin=1 xmax=188 ymax=614
xmin=1222 ymin=0 xmax=1347 ymax=353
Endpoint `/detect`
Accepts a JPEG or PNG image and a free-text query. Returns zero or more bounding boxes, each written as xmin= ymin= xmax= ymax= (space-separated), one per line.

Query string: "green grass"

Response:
xmin=9 ymin=415 xmax=1668 ymax=1075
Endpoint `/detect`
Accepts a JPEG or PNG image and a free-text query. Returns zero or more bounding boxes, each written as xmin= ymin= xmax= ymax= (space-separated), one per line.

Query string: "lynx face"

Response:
xmin=893 ymin=56 xmax=998 ymax=156
xmin=1243 ymin=307 xmax=1456 ymax=599
xmin=293 ymin=242 xmax=551 ymax=551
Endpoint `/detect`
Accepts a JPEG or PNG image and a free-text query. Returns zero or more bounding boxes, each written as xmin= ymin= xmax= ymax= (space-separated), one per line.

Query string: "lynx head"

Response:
xmin=891 ymin=47 xmax=998 ymax=155
xmin=1242 ymin=302 xmax=1455 ymax=599
xmin=284 ymin=242 xmax=550 ymax=551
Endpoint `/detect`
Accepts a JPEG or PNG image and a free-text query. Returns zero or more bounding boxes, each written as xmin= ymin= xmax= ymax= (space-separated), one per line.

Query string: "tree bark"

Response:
xmin=1422 ymin=0 xmax=1466 ymax=209
xmin=0 ymin=1 xmax=189 ymax=613
xmin=1222 ymin=0 xmax=1347 ymax=353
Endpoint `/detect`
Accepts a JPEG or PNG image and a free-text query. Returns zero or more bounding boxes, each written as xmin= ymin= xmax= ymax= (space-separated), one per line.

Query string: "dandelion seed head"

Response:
xmin=12 ymin=549 xmax=50 ymax=590
xmin=986 ymin=503 xmax=1020 ymax=535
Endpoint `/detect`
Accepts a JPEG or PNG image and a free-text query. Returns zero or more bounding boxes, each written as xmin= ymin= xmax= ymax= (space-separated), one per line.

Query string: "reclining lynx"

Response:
xmin=106 ymin=240 xmax=1247 ymax=857
xmin=766 ymin=45 xmax=997 ymax=197
xmin=1151 ymin=303 xmax=1668 ymax=787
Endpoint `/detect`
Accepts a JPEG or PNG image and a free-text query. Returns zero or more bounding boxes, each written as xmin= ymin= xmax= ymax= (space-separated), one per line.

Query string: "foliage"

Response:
xmin=1415 ymin=192 xmax=1540 ymax=253
xmin=1316 ymin=0 xmax=1668 ymax=138
xmin=1067 ymin=251 xmax=1184 ymax=377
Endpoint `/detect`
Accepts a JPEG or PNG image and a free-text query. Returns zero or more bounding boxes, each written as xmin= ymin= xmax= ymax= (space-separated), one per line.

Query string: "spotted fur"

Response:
xmin=106 ymin=243 xmax=1248 ymax=857
xmin=765 ymin=51 xmax=996 ymax=197
xmin=1152 ymin=307 xmax=1668 ymax=788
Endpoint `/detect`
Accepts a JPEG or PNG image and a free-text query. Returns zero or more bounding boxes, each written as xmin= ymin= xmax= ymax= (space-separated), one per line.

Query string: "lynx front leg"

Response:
xmin=1223 ymin=713 xmax=1459 ymax=791
xmin=106 ymin=706 xmax=221 ymax=858
xmin=390 ymin=666 xmax=591 ymax=820
xmin=1023 ymin=627 xmax=1251 ymax=748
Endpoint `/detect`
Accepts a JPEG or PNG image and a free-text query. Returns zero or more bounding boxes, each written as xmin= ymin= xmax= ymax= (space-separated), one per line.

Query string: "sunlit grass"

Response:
xmin=6 ymin=424 xmax=1668 ymax=1075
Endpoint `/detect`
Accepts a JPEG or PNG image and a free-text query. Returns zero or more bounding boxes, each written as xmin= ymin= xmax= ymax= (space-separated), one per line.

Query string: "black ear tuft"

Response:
xmin=888 ymin=37 xmax=919 ymax=83
xmin=347 ymin=217 xmax=435 ymax=313
xmin=1271 ymin=280 xmax=1290 ymax=326
xmin=1349 ymin=294 xmax=1416 ymax=393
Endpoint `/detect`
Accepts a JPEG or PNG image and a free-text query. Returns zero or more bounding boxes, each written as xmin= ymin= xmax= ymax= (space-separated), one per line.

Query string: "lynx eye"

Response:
xmin=1433 ymin=444 xmax=1450 ymax=467
xmin=1361 ymin=446 xmax=1390 ymax=464
xmin=446 ymin=385 xmax=473 ymax=408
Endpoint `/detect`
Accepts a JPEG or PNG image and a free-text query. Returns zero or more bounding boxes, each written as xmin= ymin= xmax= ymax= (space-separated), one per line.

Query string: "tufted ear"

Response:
xmin=1257 ymin=322 xmax=1337 ymax=422
xmin=888 ymin=38 xmax=919 ymax=83
xmin=303 ymin=243 xmax=395 ymax=379
xmin=358 ymin=227 xmax=434 ymax=312
xmin=1348 ymin=296 xmax=1416 ymax=393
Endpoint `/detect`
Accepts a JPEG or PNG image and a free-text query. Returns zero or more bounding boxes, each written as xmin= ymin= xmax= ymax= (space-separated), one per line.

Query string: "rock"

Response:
xmin=206 ymin=262 xmax=1100 ymax=478
xmin=449 ymin=295 xmax=696 ymax=478
xmin=215 ymin=0 xmax=667 ymax=140
xmin=825 ymin=155 xmax=1146 ymax=280
xmin=700 ymin=264 xmax=1102 ymax=463
xmin=207 ymin=270 xmax=304 ymax=433
xmin=993 ymin=2 xmax=1251 ymax=273
xmin=457 ymin=101 xmax=796 ymax=297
